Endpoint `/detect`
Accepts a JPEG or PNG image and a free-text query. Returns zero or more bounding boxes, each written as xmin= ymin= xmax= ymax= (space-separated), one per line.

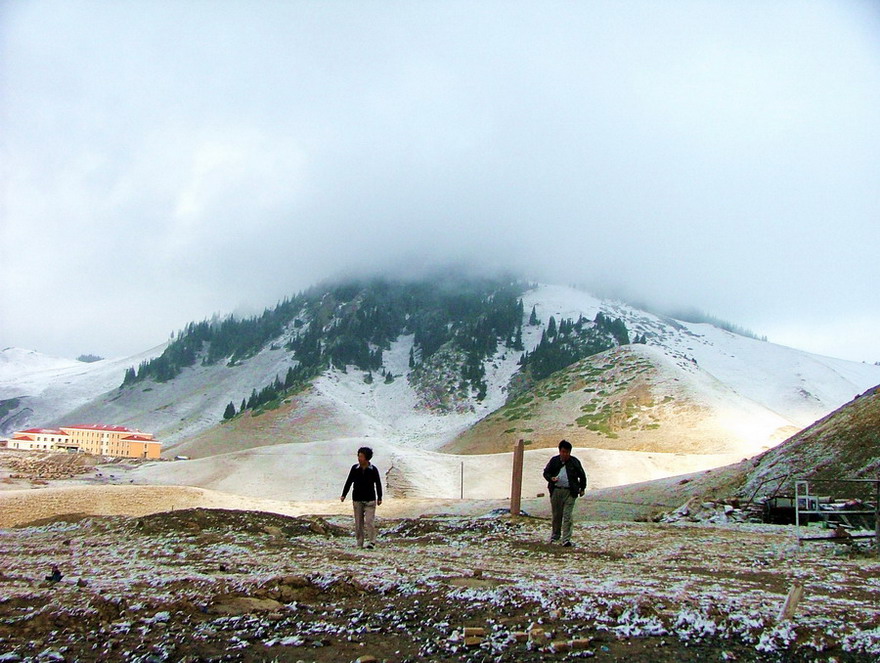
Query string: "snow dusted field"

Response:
xmin=0 ymin=507 xmax=878 ymax=662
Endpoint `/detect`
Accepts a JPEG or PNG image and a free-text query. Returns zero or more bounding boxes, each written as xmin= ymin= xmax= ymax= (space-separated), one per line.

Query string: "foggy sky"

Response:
xmin=2 ymin=1 xmax=879 ymax=363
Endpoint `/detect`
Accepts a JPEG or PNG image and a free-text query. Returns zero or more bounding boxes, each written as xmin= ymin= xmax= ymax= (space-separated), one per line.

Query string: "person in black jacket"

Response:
xmin=340 ymin=446 xmax=383 ymax=549
xmin=542 ymin=439 xmax=587 ymax=547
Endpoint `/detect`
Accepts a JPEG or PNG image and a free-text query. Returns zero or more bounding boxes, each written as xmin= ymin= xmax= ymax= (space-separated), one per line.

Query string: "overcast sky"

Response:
xmin=2 ymin=1 xmax=879 ymax=363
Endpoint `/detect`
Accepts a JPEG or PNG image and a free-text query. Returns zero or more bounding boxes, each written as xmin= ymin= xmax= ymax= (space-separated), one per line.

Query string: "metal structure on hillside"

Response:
xmin=791 ymin=477 xmax=880 ymax=555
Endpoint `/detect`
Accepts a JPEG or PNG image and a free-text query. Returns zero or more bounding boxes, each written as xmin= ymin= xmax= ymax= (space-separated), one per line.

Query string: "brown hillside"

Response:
xmin=164 ymin=387 xmax=362 ymax=459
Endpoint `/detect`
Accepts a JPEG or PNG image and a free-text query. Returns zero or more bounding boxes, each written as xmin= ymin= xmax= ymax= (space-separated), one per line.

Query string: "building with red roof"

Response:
xmin=7 ymin=424 xmax=161 ymax=458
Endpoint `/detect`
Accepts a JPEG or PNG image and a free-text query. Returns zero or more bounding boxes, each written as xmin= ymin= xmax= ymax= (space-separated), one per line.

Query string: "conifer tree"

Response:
xmin=223 ymin=402 xmax=236 ymax=419
xmin=529 ymin=305 xmax=538 ymax=325
xmin=513 ymin=325 xmax=524 ymax=351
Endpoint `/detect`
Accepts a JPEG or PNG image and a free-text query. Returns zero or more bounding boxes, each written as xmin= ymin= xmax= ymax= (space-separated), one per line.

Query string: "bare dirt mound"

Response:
xmin=132 ymin=508 xmax=347 ymax=538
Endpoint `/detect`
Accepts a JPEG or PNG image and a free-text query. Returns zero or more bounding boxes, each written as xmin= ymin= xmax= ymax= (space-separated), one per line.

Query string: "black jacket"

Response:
xmin=542 ymin=454 xmax=587 ymax=498
xmin=342 ymin=463 xmax=383 ymax=502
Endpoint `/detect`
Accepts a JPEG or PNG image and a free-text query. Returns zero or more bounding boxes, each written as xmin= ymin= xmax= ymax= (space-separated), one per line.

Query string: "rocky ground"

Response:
xmin=1 ymin=507 xmax=879 ymax=663
xmin=0 ymin=451 xmax=98 ymax=484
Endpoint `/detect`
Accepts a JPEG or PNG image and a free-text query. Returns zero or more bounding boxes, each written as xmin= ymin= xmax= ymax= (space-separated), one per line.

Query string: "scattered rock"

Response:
xmin=550 ymin=640 xmax=571 ymax=653
xmin=208 ymin=597 xmax=284 ymax=616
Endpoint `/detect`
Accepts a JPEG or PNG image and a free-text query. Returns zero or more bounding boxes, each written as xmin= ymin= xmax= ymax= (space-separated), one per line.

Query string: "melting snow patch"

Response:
xmin=755 ymin=621 xmax=798 ymax=653
xmin=841 ymin=626 xmax=880 ymax=656
xmin=612 ymin=607 xmax=668 ymax=638
xmin=143 ymin=610 xmax=170 ymax=624
xmin=674 ymin=607 xmax=719 ymax=642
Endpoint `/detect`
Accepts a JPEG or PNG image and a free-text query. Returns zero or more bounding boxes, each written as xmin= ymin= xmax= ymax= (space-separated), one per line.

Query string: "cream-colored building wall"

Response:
xmin=128 ymin=441 xmax=162 ymax=459
xmin=58 ymin=427 xmax=158 ymax=457
xmin=9 ymin=438 xmax=54 ymax=451
xmin=10 ymin=432 xmax=70 ymax=451
xmin=10 ymin=426 xmax=161 ymax=459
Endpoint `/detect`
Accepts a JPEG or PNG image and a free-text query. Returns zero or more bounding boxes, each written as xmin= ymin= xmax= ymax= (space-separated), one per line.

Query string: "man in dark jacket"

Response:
xmin=341 ymin=446 xmax=383 ymax=549
xmin=542 ymin=439 xmax=587 ymax=547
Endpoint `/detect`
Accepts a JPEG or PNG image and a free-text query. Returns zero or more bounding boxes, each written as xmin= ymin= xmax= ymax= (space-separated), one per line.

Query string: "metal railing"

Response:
xmin=794 ymin=478 xmax=880 ymax=555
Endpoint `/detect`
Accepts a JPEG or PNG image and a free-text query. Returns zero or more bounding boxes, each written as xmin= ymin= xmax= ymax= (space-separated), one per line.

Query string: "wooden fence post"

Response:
xmin=510 ymin=439 xmax=525 ymax=517
xmin=777 ymin=581 xmax=804 ymax=621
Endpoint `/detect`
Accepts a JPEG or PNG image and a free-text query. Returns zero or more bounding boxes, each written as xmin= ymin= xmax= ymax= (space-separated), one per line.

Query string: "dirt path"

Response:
xmin=0 ymin=483 xmax=524 ymax=528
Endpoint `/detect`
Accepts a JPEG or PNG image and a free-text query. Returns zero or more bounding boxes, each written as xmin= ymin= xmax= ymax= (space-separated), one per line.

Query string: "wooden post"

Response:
xmin=777 ymin=581 xmax=804 ymax=622
xmin=510 ymin=439 xmax=525 ymax=518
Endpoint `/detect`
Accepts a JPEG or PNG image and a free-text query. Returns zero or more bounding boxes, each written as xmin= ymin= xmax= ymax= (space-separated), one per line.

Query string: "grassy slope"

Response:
xmin=442 ymin=345 xmax=775 ymax=455
xmin=163 ymin=387 xmax=363 ymax=459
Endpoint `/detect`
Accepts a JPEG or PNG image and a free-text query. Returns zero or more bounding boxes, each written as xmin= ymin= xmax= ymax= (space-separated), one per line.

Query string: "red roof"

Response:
xmin=63 ymin=424 xmax=140 ymax=433
xmin=18 ymin=428 xmax=68 ymax=436
xmin=122 ymin=434 xmax=156 ymax=442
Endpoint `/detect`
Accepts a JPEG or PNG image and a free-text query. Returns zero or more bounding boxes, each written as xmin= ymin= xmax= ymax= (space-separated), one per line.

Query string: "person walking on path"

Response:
xmin=542 ymin=440 xmax=587 ymax=547
xmin=341 ymin=446 xmax=383 ymax=549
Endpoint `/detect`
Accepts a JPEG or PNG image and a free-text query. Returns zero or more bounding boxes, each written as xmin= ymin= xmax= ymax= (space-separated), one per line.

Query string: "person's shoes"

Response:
xmin=364 ymin=542 xmax=375 ymax=549
xmin=562 ymin=541 xmax=573 ymax=547
xmin=549 ymin=537 xmax=560 ymax=544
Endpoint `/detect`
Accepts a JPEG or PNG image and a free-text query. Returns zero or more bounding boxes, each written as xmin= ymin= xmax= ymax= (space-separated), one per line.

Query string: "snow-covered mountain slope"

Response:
xmin=444 ymin=343 xmax=801 ymax=458
xmin=54 ymin=344 xmax=300 ymax=444
xmin=162 ymin=333 xmax=516 ymax=458
xmin=0 ymin=345 xmax=165 ymax=435
xmin=0 ymin=348 xmax=82 ymax=380
xmin=3 ymin=284 xmax=879 ymax=473
xmin=526 ymin=284 xmax=878 ymax=428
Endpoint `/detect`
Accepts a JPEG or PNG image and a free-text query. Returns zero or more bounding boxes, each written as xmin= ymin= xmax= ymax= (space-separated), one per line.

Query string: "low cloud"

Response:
xmin=2 ymin=1 xmax=879 ymax=362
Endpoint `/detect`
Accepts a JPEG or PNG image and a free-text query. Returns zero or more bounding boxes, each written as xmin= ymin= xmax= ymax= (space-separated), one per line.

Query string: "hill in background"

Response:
xmin=579 ymin=384 xmax=880 ymax=521
xmin=2 ymin=275 xmax=879 ymax=501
